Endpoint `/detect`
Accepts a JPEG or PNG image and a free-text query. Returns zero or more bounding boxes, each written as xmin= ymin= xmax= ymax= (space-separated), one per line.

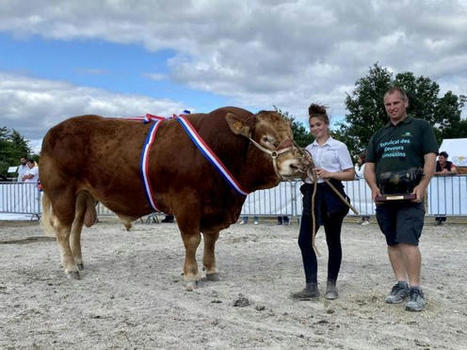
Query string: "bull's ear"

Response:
xmin=225 ymin=112 xmax=251 ymax=137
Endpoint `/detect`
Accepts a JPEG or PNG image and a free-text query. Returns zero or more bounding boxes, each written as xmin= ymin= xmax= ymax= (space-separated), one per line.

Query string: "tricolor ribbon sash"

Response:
xmin=139 ymin=111 xmax=249 ymax=212
xmin=140 ymin=118 xmax=163 ymax=211
xmin=175 ymin=115 xmax=249 ymax=196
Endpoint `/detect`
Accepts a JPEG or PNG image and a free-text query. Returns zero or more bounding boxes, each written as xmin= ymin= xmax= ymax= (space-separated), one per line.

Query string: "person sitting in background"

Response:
xmin=21 ymin=159 xmax=39 ymax=183
xmin=354 ymin=151 xmax=370 ymax=225
xmin=434 ymin=151 xmax=457 ymax=225
xmin=239 ymin=216 xmax=258 ymax=225
xmin=434 ymin=151 xmax=457 ymax=176
xmin=277 ymin=216 xmax=290 ymax=225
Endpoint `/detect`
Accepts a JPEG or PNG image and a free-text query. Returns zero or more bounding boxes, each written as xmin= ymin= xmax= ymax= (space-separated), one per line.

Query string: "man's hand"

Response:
xmin=412 ymin=184 xmax=426 ymax=203
xmin=371 ymin=186 xmax=383 ymax=204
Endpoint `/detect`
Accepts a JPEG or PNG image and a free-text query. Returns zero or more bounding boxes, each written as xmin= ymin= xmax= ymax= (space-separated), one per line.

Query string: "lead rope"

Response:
xmin=294 ymin=145 xmax=320 ymax=257
xmin=305 ymin=151 xmax=320 ymax=257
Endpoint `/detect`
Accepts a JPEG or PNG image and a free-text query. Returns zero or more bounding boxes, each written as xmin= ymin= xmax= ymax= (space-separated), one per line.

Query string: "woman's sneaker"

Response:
xmin=406 ymin=287 xmax=426 ymax=312
xmin=290 ymin=283 xmax=320 ymax=300
xmin=385 ymin=281 xmax=409 ymax=304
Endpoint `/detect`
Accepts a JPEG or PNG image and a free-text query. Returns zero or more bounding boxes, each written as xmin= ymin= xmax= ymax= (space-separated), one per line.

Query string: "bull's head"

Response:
xmin=226 ymin=110 xmax=310 ymax=180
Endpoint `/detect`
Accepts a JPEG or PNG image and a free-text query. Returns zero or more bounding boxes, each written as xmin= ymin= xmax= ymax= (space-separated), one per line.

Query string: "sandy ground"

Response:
xmin=0 ymin=217 xmax=466 ymax=350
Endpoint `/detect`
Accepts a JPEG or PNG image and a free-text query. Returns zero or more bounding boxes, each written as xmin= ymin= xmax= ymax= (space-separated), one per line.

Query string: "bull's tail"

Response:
xmin=41 ymin=192 xmax=58 ymax=237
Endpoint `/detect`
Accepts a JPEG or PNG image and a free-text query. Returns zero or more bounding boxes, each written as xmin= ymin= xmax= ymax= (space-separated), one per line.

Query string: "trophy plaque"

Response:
xmin=376 ymin=168 xmax=423 ymax=203
xmin=375 ymin=193 xmax=416 ymax=202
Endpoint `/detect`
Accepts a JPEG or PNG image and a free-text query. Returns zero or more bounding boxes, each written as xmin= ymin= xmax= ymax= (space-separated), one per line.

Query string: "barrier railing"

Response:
xmin=1 ymin=176 xmax=466 ymax=220
xmin=427 ymin=175 xmax=467 ymax=216
xmin=0 ymin=182 xmax=41 ymax=218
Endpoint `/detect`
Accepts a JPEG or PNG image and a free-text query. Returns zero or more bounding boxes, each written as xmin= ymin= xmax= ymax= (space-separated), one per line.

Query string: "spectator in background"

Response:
xmin=277 ymin=216 xmax=290 ymax=225
xmin=354 ymin=152 xmax=370 ymax=225
xmin=239 ymin=216 xmax=259 ymax=225
xmin=21 ymin=159 xmax=39 ymax=183
xmin=434 ymin=151 xmax=457 ymax=225
xmin=17 ymin=156 xmax=29 ymax=182
xmin=434 ymin=151 xmax=457 ymax=176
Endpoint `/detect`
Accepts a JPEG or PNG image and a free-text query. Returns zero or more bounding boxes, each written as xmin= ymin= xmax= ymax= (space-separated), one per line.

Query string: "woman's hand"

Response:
xmin=314 ymin=168 xmax=332 ymax=179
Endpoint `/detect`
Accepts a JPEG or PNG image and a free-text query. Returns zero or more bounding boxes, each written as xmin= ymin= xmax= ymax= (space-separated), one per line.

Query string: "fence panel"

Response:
xmin=0 ymin=182 xmax=41 ymax=216
xmin=427 ymin=175 xmax=467 ymax=216
xmin=1 ymin=176 xmax=466 ymax=219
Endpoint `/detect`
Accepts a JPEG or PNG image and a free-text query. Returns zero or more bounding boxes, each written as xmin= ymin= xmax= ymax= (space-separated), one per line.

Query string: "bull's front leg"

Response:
xmin=202 ymin=231 xmax=220 ymax=281
xmin=180 ymin=230 xmax=202 ymax=291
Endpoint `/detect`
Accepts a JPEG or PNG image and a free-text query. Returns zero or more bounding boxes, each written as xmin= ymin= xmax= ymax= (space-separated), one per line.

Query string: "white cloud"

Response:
xmin=143 ymin=72 xmax=166 ymax=81
xmin=0 ymin=72 xmax=189 ymax=142
xmin=1 ymin=0 xmax=466 ymax=131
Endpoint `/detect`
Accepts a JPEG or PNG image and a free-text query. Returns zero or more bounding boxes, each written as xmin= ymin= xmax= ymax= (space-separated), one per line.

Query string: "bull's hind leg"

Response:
xmin=56 ymin=222 xmax=80 ymax=279
xmin=47 ymin=189 xmax=81 ymax=279
xmin=70 ymin=192 xmax=92 ymax=271
xmin=202 ymin=231 xmax=220 ymax=281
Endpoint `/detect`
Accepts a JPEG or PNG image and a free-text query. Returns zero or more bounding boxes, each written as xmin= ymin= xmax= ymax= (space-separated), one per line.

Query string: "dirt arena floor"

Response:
xmin=0 ymin=217 xmax=466 ymax=349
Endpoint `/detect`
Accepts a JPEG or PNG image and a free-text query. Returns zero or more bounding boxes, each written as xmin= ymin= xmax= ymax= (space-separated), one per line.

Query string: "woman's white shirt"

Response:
xmin=305 ymin=137 xmax=353 ymax=184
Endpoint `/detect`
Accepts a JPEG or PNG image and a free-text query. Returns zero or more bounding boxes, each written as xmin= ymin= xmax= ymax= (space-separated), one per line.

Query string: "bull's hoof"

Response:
xmin=66 ymin=270 xmax=80 ymax=280
xmin=206 ymin=272 xmax=220 ymax=281
xmin=184 ymin=280 xmax=198 ymax=291
xmin=77 ymin=263 xmax=84 ymax=271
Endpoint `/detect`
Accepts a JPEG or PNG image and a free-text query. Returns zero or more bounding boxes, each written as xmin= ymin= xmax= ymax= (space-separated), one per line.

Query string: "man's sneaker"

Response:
xmin=385 ymin=281 xmax=409 ymax=304
xmin=406 ymin=287 xmax=426 ymax=312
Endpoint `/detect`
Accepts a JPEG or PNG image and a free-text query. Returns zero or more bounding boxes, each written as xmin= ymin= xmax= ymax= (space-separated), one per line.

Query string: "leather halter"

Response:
xmin=247 ymin=137 xmax=298 ymax=180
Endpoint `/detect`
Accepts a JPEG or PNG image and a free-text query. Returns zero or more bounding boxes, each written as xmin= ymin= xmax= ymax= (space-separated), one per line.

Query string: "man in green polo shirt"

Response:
xmin=365 ymin=86 xmax=438 ymax=312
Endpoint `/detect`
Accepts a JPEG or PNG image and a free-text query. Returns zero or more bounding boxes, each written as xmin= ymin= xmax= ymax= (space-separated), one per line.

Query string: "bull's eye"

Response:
xmin=262 ymin=135 xmax=276 ymax=147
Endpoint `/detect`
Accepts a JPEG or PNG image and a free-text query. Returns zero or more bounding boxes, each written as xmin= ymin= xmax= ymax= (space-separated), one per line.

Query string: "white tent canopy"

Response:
xmin=439 ymin=138 xmax=467 ymax=166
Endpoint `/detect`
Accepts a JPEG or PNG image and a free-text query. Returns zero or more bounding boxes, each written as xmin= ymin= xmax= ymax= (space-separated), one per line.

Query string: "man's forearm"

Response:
xmin=419 ymin=153 xmax=437 ymax=188
xmin=364 ymin=163 xmax=378 ymax=190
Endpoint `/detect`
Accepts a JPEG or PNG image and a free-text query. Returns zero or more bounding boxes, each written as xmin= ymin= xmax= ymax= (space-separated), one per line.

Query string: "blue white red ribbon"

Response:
xmin=139 ymin=110 xmax=248 ymax=212
xmin=128 ymin=113 xmax=166 ymax=123
xmin=175 ymin=115 xmax=249 ymax=196
xmin=140 ymin=119 xmax=163 ymax=211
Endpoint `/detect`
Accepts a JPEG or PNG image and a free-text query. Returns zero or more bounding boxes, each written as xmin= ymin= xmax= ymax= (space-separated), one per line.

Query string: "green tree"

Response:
xmin=338 ymin=63 xmax=467 ymax=157
xmin=0 ymin=127 xmax=32 ymax=179
xmin=274 ymin=106 xmax=314 ymax=147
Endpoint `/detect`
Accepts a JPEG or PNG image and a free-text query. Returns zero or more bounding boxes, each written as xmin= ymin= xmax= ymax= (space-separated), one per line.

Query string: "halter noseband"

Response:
xmin=247 ymin=137 xmax=298 ymax=180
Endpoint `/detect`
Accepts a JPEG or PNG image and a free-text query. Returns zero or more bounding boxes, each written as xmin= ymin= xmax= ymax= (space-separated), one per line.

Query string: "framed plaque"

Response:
xmin=375 ymin=193 xmax=416 ymax=202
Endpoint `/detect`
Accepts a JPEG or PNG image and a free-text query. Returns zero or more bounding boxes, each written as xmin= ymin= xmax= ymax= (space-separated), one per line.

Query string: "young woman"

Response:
xmin=291 ymin=104 xmax=354 ymax=300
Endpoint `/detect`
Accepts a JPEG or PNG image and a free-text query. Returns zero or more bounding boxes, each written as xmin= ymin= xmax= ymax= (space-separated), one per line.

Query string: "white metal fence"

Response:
xmin=1 ymin=176 xmax=466 ymax=219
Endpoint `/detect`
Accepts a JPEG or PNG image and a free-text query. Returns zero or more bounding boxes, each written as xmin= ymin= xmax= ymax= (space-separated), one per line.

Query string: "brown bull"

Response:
xmin=40 ymin=107 xmax=308 ymax=289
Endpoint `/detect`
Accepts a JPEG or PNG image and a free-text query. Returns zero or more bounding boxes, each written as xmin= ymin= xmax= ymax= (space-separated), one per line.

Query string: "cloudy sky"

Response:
xmin=1 ymin=0 xmax=466 ymax=152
